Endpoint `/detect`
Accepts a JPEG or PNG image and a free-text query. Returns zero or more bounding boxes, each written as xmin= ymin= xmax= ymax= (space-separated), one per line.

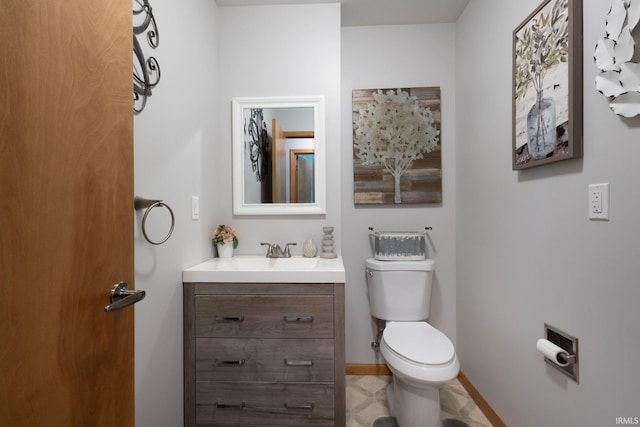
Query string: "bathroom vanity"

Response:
xmin=182 ymin=256 xmax=345 ymax=426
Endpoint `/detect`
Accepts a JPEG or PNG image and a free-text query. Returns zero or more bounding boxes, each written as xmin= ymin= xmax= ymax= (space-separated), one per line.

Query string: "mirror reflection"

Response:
xmin=232 ymin=96 xmax=326 ymax=216
xmin=242 ymin=107 xmax=315 ymax=204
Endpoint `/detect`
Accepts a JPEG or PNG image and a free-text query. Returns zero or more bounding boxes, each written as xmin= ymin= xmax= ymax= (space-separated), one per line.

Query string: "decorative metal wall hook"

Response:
xmin=245 ymin=109 xmax=270 ymax=182
xmin=133 ymin=0 xmax=160 ymax=114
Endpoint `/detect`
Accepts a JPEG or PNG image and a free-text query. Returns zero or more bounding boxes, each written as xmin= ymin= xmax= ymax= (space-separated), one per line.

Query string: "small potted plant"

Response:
xmin=212 ymin=224 xmax=238 ymax=258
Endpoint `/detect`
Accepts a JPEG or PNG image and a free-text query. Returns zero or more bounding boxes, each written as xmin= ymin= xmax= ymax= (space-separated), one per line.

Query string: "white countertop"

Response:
xmin=182 ymin=255 xmax=345 ymax=283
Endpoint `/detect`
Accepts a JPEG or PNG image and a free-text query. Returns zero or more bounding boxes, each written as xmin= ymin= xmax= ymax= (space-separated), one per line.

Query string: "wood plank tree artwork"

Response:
xmin=352 ymin=87 xmax=442 ymax=205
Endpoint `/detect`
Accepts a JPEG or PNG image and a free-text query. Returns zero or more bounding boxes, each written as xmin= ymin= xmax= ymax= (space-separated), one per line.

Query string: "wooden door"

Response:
xmin=271 ymin=118 xmax=287 ymax=203
xmin=0 ymin=0 xmax=135 ymax=426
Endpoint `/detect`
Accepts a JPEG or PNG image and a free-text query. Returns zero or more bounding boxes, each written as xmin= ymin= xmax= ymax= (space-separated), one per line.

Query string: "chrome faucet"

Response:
xmin=260 ymin=242 xmax=297 ymax=258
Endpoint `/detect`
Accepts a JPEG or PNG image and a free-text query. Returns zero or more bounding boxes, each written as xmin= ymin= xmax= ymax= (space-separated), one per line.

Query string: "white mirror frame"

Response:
xmin=232 ymin=95 xmax=326 ymax=215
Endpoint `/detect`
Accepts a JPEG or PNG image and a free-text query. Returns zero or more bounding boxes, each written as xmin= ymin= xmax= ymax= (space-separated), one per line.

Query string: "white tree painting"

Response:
xmin=353 ymin=87 xmax=441 ymax=204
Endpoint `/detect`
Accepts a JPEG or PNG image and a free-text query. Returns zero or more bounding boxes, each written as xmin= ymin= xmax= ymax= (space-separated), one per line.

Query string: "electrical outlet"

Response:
xmin=591 ymin=190 xmax=602 ymax=213
xmin=588 ymin=183 xmax=609 ymax=220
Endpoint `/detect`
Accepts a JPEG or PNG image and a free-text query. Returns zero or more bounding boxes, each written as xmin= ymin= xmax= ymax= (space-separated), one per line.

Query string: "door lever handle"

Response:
xmin=104 ymin=282 xmax=146 ymax=312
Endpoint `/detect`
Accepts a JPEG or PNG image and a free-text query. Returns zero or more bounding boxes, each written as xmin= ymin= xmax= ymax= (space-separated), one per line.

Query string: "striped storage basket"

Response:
xmin=371 ymin=231 xmax=427 ymax=261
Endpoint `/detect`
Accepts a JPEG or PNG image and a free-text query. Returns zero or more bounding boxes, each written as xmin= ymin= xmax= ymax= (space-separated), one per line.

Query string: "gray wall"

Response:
xmin=216 ymin=3 xmax=342 ymax=254
xmin=341 ymin=24 xmax=458 ymax=364
xmin=133 ymin=3 xmax=340 ymax=426
xmin=132 ymin=1 xmax=640 ymax=425
xmin=133 ymin=1 xmax=220 ymax=426
xmin=456 ymin=0 xmax=640 ymax=425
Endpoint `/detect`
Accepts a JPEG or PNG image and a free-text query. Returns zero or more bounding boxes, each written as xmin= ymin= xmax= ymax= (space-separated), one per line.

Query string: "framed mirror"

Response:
xmin=232 ymin=96 xmax=326 ymax=215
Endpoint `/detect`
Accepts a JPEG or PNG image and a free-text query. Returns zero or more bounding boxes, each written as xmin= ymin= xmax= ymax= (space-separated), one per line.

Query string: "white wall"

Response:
xmin=132 ymin=1 xmax=640 ymax=424
xmin=456 ymin=0 xmax=640 ymax=425
xmin=216 ymin=4 xmax=342 ymax=253
xmin=133 ymin=1 xmax=219 ymax=426
xmin=134 ymin=4 xmax=340 ymax=426
xmin=341 ymin=24 xmax=458 ymax=363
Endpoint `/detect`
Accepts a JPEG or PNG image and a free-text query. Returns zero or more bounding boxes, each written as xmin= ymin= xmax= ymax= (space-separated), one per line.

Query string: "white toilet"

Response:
xmin=365 ymin=258 xmax=459 ymax=427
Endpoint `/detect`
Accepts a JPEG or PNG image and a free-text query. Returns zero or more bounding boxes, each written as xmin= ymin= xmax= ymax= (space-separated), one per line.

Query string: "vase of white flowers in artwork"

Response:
xmin=514 ymin=0 xmax=569 ymax=160
xmin=526 ymin=89 xmax=557 ymax=159
xmin=213 ymin=224 xmax=238 ymax=258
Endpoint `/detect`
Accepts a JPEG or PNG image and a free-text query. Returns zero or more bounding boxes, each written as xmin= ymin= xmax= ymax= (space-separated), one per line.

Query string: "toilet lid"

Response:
xmin=383 ymin=322 xmax=455 ymax=365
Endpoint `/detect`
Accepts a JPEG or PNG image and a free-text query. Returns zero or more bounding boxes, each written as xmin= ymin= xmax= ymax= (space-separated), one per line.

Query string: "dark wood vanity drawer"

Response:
xmin=195 ymin=295 xmax=334 ymax=338
xmin=196 ymin=338 xmax=334 ymax=382
xmin=195 ymin=382 xmax=335 ymax=426
xmin=184 ymin=281 xmax=345 ymax=427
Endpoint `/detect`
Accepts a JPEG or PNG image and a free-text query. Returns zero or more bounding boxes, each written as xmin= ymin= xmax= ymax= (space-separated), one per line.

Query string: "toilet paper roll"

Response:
xmin=536 ymin=338 xmax=571 ymax=367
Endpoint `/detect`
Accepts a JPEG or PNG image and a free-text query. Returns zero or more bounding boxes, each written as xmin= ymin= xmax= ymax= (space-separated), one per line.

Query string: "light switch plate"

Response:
xmin=588 ymin=183 xmax=609 ymax=220
xmin=191 ymin=196 xmax=200 ymax=221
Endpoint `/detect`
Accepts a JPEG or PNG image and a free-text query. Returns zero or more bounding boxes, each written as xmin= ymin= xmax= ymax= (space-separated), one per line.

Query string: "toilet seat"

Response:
xmin=383 ymin=321 xmax=455 ymax=365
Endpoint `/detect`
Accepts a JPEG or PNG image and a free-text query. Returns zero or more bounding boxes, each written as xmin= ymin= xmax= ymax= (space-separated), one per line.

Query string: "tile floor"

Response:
xmin=346 ymin=375 xmax=493 ymax=427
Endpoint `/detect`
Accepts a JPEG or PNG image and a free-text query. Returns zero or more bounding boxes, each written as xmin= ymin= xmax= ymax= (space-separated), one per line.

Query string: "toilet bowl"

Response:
xmin=364 ymin=258 xmax=459 ymax=427
xmin=380 ymin=321 xmax=459 ymax=427
xmin=382 ymin=321 xmax=459 ymax=386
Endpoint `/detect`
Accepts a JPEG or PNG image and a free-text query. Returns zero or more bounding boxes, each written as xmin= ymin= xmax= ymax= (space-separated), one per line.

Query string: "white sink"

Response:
xmin=183 ymin=255 xmax=345 ymax=283
xmin=228 ymin=256 xmax=322 ymax=270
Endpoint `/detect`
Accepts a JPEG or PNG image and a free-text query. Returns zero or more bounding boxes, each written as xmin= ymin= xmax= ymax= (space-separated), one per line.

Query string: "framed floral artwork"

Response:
xmin=352 ymin=87 xmax=442 ymax=205
xmin=512 ymin=0 xmax=583 ymax=170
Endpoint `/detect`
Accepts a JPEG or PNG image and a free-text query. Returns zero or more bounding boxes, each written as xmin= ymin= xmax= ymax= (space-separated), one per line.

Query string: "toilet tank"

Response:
xmin=365 ymin=258 xmax=435 ymax=321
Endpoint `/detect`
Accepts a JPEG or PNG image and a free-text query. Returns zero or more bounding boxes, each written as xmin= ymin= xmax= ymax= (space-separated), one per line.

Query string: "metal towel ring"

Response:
xmin=135 ymin=197 xmax=175 ymax=245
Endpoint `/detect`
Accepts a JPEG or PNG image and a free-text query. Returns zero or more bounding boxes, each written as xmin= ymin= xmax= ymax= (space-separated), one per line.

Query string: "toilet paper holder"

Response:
xmin=541 ymin=323 xmax=579 ymax=383
xmin=557 ymin=352 xmax=576 ymax=366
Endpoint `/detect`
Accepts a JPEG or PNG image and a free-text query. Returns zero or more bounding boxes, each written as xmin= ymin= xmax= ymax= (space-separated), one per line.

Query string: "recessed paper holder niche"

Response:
xmin=543 ymin=323 xmax=579 ymax=383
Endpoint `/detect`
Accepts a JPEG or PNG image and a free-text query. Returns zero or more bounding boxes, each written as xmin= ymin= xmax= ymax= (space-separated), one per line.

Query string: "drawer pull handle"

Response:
xmin=283 ymin=315 xmax=314 ymax=323
xmin=285 ymin=359 xmax=314 ymax=367
xmin=284 ymin=403 xmax=314 ymax=411
xmin=216 ymin=402 xmax=245 ymax=409
xmin=216 ymin=359 xmax=245 ymax=366
xmin=215 ymin=315 xmax=245 ymax=322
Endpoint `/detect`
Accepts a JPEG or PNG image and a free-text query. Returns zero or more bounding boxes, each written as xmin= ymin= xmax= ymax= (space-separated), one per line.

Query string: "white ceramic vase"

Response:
xmin=302 ymin=238 xmax=318 ymax=257
xmin=217 ymin=243 xmax=234 ymax=258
